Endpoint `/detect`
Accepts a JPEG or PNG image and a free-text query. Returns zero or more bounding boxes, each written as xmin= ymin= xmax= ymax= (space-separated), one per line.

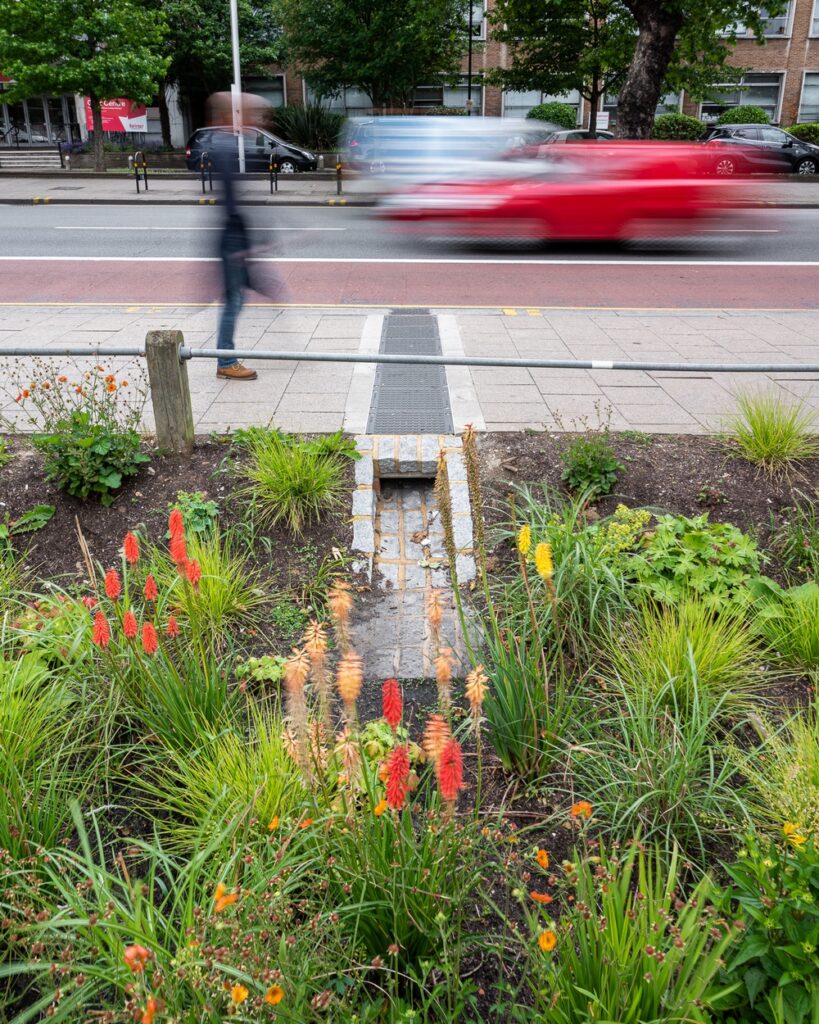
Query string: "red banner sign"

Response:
xmin=84 ymin=98 xmax=147 ymax=133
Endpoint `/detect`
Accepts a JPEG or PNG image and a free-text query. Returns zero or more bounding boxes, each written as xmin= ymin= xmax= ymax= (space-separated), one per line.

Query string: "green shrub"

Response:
xmin=630 ymin=512 xmax=761 ymax=610
xmin=240 ymin=429 xmax=347 ymax=534
xmin=167 ymin=491 xmax=219 ymax=538
xmin=0 ymin=437 xmax=11 ymax=467
xmin=652 ymin=112 xmax=706 ymax=140
xmin=749 ymin=577 xmax=819 ymax=673
xmin=718 ymin=105 xmax=770 ymax=125
xmin=516 ymin=841 xmax=734 ymax=1022
xmin=526 ymin=101 xmax=577 ymax=130
xmin=425 ymin=105 xmax=468 ymax=116
xmin=771 ymin=495 xmax=819 ymax=581
xmin=724 ymin=389 xmax=819 ymax=474
xmin=785 ymin=123 xmax=819 ymax=145
xmin=715 ymin=835 xmax=819 ymax=1024
xmin=268 ymin=103 xmax=346 ymax=151
xmin=608 ymin=598 xmax=763 ymax=714
xmin=560 ymin=433 xmax=624 ymax=499
xmin=0 ymin=503 xmax=54 ymax=560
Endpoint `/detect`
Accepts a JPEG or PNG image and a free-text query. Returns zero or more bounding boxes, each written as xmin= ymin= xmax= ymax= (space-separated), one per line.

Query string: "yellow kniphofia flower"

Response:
xmin=534 ymin=542 xmax=554 ymax=581
xmin=517 ymin=525 xmax=532 ymax=557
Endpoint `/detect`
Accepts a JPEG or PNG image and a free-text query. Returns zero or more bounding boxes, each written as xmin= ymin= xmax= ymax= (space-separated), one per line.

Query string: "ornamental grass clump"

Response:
xmin=749 ymin=577 xmax=819 ymax=676
xmin=724 ymin=388 xmax=819 ymax=475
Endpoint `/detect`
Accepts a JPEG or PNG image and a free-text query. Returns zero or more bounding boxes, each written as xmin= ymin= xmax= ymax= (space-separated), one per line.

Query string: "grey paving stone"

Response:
xmin=402 ymin=488 xmax=422 ymax=510
xmin=378 ymin=534 xmax=401 ymax=559
xmin=377 ymin=435 xmax=396 ymax=475
xmin=379 ymin=509 xmax=399 ymax=532
xmin=354 ymin=454 xmax=373 ymax=487
xmin=398 ymin=435 xmax=419 ymax=473
xmin=404 ymin=510 xmax=424 ymax=533
xmin=352 ymin=519 xmax=375 ymax=553
xmin=397 ymin=648 xmax=425 ymax=679
xmin=420 ymin=435 xmax=440 ymax=474
xmin=404 ymin=563 xmax=429 ymax=589
xmin=449 ymin=483 xmax=471 ymax=515
xmin=451 ymin=514 xmax=473 ymax=550
xmin=376 ymin=562 xmax=400 ymax=589
xmin=351 ymin=488 xmax=375 ymax=518
xmin=455 ymin=553 xmax=477 ymax=583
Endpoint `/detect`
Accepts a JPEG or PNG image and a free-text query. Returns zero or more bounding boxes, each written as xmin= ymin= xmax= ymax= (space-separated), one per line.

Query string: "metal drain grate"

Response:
xmin=367 ymin=310 xmax=453 ymax=434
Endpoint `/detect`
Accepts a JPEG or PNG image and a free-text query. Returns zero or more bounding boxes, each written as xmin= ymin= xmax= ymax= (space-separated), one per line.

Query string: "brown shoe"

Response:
xmin=217 ymin=363 xmax=257 ymax=381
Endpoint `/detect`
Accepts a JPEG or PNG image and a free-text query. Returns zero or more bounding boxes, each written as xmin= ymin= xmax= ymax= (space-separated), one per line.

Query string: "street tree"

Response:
xmin=490 ymin=0 xmax=636 ymax=136
xmin=0 ymin=0 xmax=169 ymax=170
xmin=616 ymin=0 xmax=789 ymax=138
xmin=276 ymin=0 xmax=470 ymax=109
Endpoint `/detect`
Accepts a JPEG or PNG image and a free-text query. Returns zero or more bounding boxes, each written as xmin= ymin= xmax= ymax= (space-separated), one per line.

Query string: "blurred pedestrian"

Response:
xmin=206 ymin=91 xmax=268 ymax=381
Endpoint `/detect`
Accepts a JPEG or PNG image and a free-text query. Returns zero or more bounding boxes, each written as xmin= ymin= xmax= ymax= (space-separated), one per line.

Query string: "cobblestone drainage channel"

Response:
xmin=349 ymin=435 xmax=476 ymax=680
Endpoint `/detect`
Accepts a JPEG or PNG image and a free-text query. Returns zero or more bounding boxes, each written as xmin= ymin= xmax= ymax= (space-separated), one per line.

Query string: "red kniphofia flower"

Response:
xmin=142 ymin=622 xmax=158 ymax=656
xmin=385 ymin=745 xmax=410 ymax=811
xmin=104 ymin=568 xmax=121 ymax=601
xmin=81 ymin=595 xmax=97 ymax=609
xmin=185 ymin=558 xmax=201 ymax=586
xmin=382 ymin=678 xmax=402 ymax=731
xmin=168 ymin=508 xmax=184 ymax=540
xmin=144 ymin=575 xmax=158 ymax=602
xmin=123 ymin=532 xmax=139 ymax=565
xmin=123 ymin=609 xmax=138 ymax=639
xmin=438 ymin=739 xmax=464 ymax=804
xmin=169 ymin=533 xmax=188 ymax=567
xmin=166 ymin=615 xmax=180 ymax=638
xmin=92 ymin=611 xmax=110 ymax=648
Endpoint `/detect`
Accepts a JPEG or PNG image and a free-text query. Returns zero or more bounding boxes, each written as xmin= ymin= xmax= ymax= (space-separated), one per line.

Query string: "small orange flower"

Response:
xmin=299 ymin=818 xmax=314 ymax=829
xmin=213 ymin=881 xmax=238 ymax=913
xmin=121 ymin=380 xmax=129 ymax=387
xmin=21 ymin=389 xmax=30 ymax=399
xmin=529 ymin=891 xmax=553 ymax=905
xmin=268 ymin=815 xmax=280 ymax=831
xmin=123 ymin=944 xmax=151 ymax=973
xmin=374 ymin=799 xmax=388 ymax=817
xmin=536 ymin=849 xmax=549 ymax=870
xmin=58 ymin=375 xmax=68 ymax=383
xmin=265 ymin=985 xmax=284 ymax=1006
xmin=230 ymin=984 xmax=249 ymax=1006
xmin=570 ymin=800 xmax=593 ymax=819
xmin=141 ymin=996 xmax=158 ymax=1024
xmin=538 ymin=929 xmax=557 ymax=953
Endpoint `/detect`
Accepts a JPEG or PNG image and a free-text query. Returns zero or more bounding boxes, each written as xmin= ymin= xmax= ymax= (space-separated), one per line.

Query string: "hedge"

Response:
xmin=651 ymin=113 xmax=705 ymax=140
xmin=717 ymin=106 xmax=770 ymax=125
xmin=526 ymin=102 xmax=577 ymax=130
xmin=785 ymin=123 xmax=819 ymax=145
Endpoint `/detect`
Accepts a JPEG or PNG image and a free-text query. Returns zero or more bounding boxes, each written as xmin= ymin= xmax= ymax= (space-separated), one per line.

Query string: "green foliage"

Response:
xmin=619 ymin=429 xmax=653 ymax=446
xmin=526 ymin=102 xmax=578 ymax=129
xmin=718 ymin=105 xmax=770 ymax=125
xmin=0 ymin=438 xmax=11 ymax=467
xmin=278 ymin=0 xmax=470 ymax=108
xmin=716 ymin=836 xmax=819 ymax=1024
xmin=426 ymin=105 xmax=468 ymax=115
xmin=652 ymin=111 xmax=705 ymax=139
xmin=786 ymin=123 xmax=819 ymax=145
xmin=0 ymin=504 xmax=54 ymax=558
xmin=608 ymin=598 xmax=763 ymax=714
xmin=240 ymin=429 xmax=347 ymax=535
xmin=560 ymin=433 xmax=624 ymax=499
xmin=167 ymin=490 xmax=219 ymax=538
xmin=268 ymin=104 xmax=347 ymax=150
xmin=516 ymin=841 xmax=734 ymax=1022
xmin=571 ymin=676 xmax=750 ymax=865
xmin=749 ymin=577 xmax=819 ymax=673
xmin=771 ymin=495 xmax=819 ymax=581
xmin=270 ymin=596 xmax=310 ymax=642
xmin=631 ymin=512 xmax=761 ymax=610
xmin=234 ymin=652 xmax=287 ymax=688
xmin=725 ymin=390 xmax=819 ymax=474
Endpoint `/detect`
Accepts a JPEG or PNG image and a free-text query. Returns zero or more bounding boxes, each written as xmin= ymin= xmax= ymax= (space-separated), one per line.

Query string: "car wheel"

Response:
xmin=796 ymin=158 xmax=818 ymax=175
xmin=278 ymin=159 xmax=297 ymax=174
xmin=715 ymin=157 xmax=736 ymax=176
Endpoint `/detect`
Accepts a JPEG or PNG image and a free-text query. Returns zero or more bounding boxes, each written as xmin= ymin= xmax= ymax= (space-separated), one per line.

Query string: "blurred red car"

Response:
xmin=378 ymin=143 xmax=745 ymax=241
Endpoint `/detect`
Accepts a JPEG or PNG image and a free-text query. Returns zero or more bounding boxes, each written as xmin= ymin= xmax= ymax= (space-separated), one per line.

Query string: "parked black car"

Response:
xmin=699 ymin=124 xmax=819 ymax=175
xmin=540 ymin=129 xmax=616 ymax=143
xmin=185 ymin=127 xmax=317 ymax=172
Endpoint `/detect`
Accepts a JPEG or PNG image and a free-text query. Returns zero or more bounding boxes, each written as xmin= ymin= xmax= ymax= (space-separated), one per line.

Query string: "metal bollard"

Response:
xmin=269 ymin=159 xmax=278 ymax=193
xmin=133 ymin=150 xmax=148 ymax=193
xmin=336 ymin=154 xmax=342 ymax=195
xmin=200 ymin=152 xmax=212 ymax=193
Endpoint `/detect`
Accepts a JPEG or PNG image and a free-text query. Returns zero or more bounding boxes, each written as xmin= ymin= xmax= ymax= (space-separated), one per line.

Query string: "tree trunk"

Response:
xmin=158 ymin=81 xmax=172 ymax=148
xmin=588 ymin=72 xmax=601 ymax=138
xmin=616 ymin=5 xmax=683 ymax=139
xmin=90 ymin=94 xmax=106 ymax=171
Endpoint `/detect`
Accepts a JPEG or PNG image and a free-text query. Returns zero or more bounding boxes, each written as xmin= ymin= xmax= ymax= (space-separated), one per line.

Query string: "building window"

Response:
xmin=812 ymin=0 xmax=819 ymax=36
xmin=602 ymin=91 xmax=679 ymax=128
xmin=467 ymin=1 xmax=486 ymax=40
xmin=502 ymin=90 xmax=581 ymax=121
xmin=245 ymin=75 xmax=285 ymax=109
xmin=799 ymin=73 xmax=819 ymax=121
xmin=700 ymin=73 xmax=783 ymax=123
xmin=305 ymin=83 xmax=372 ymax=114
xmin=413 ymin=77 xmax=482 ymax=112
xmin=723 ymin=3 xmax=791 ymax=36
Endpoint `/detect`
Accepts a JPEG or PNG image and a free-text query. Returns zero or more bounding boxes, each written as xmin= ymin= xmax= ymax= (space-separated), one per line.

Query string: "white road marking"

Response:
xmin=51 ymin=226 xmax=346 ymax=231
xmin=0 ymin=256 xmax=817 ymax=266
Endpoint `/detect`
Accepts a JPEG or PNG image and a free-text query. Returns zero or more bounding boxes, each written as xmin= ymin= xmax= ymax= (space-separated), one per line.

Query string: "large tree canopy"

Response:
xmin=0 ymin=0 xmax=168 ymax=168
xmin=276 ymin=0 xmax=470 ymax=109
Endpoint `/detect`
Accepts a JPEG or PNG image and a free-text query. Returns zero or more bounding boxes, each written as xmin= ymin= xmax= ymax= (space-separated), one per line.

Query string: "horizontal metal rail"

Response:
xmin=1 ymin=345 xmax=818 ymax=375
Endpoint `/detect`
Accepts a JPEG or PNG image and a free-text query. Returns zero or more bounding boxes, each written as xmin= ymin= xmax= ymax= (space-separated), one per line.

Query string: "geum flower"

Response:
xmin=123 ymin=944 xmax=152 ymax=973
xmin=213 ymin=881 xmax=238 ymax=913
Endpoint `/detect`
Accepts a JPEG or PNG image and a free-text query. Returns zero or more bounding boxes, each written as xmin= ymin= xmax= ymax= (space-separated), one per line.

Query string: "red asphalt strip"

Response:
xmin=0 ymin=259 xmax=816 ymax=309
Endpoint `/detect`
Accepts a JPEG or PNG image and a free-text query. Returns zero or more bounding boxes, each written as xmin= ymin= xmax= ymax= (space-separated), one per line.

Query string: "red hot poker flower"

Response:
xmin=92 ymin=611 xmax=110 ymax=648
xmin=438 ymin=739 xmax=464 ymax=804
xmin=168 ymin=508 xmax=184 ymax=540
xmin=144 ymin=575 xmax=158 ymax=602
xmin=123 ymin=532 xmax=139 ymax=565
xmin=382 ymin=678 xmax=402 ymax=731
xmin=185 ymin=559 xmax=202 ymax=587
xmin=166 ymin=615 xmax=180 ymax=638
xmin=169 ymin=533 xmax=188 ymax=567
xmin=123 ymin=609 xmax=138 ymax=639
xmin=386 ymin=745 xmax=410 ymax=811
xmin=142 ymin=622 xmax=158 ymax=656
xmin=104 ymin=568 xmax=121 ymax=601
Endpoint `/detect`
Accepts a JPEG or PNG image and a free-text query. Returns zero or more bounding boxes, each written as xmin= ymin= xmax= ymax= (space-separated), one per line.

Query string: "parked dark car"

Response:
xmin=699 ymin=124 xmax=819 ymax=175
xmin=184 ymin=127 xmax=317 ymax=172
xmin=540 ymin=129 xmax=616 ymax=143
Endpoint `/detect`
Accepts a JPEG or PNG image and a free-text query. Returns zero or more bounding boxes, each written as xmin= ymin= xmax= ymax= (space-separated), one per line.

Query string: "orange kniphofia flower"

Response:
xmin=122 ymin=609 xmax=138 ymax=639
xmin=230 ymin=984 xmax=249 ymax=1006
xmin=144 ymin=574 xmax=158 ymax=602
xmin=465 ymin=665 xmax=489 ymax=711
xmin=386 ymin=745 xmax=411 ymax=811
xmin=123 ymin=944 xmax=151 ymax=973
xmin=435 ymin=649 xmax=454 ymax=707
xmin=185 ymin=558 xmax=201 ymax=587
xmin=265 ymin=985 xmax=284 ymax=1006
xmin=141 ymin=996 xmax=158 ymax=1024
xmin=536 ymin=849 xmax=550 ymax=870
xmin=570 ymin=800 xmax=593 ymax=819
xmin=169 ymin=532 xmax=188 ymax=567
xmin=141 ymin=622 xmax=158 ymax=656
xmin=213 ymin=881 xmax=238 ymax=913
xmin=123 ymin=532 xmax=139 ymax=565
xmin=538 ymin=930 xmax=557 ymax=952
xmin=166 ymin=615 xmax=180 ymax=638
xmin=374 ymin=799 xmax=388 ymax=817
xmin=336 ymin=651 xmax=363 ymax=707
xmin=104 ymin=568 xmax=121 ymax=600
xmin=427 ymin=589 xmax=443 ymax=631
xmin=327 ymin=581 xmax=353 ymax=626
xmin=438 ymin=739 xmax=464 ymax=803
xmin=530 ymin=891 xmax=554 ymax=905
xmin=92 ymin=611 xmax=111 ymax=648
xmin=303 ymin=619 xmax=328 ymax=656
xmin=422 ymin=714 xmax=451 ymax=766
xmin=284 ymin=649 xmax=311 ymax=691
xmin=168 ymin=507 xmax=184 ymax=540
xmin=382 ymin=678 xmax=402 ymax=731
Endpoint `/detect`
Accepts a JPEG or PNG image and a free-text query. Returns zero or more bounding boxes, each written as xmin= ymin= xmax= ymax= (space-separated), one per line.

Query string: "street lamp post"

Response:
xmin=229 ymin=0 xmax=245 ymax=173
xmin=466 ymin=1 xmax=473 ymax=116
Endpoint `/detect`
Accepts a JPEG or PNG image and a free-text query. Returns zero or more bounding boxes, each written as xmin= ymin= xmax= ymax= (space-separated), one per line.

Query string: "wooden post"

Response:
xmin=145 ymin=330 xmax=194 ymax=455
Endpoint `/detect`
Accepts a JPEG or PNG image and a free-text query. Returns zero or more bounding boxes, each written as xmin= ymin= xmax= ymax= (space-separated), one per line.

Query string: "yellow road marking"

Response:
xmin=502 ymin=307 xmax=518 ymax=315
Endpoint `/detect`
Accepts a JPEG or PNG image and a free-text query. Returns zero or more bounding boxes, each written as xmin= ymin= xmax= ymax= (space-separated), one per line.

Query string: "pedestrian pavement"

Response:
xmin=1 ymin=172 xmax=819 ymax=207
xmin=0 ymin=303 xmax=817 ymax=436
